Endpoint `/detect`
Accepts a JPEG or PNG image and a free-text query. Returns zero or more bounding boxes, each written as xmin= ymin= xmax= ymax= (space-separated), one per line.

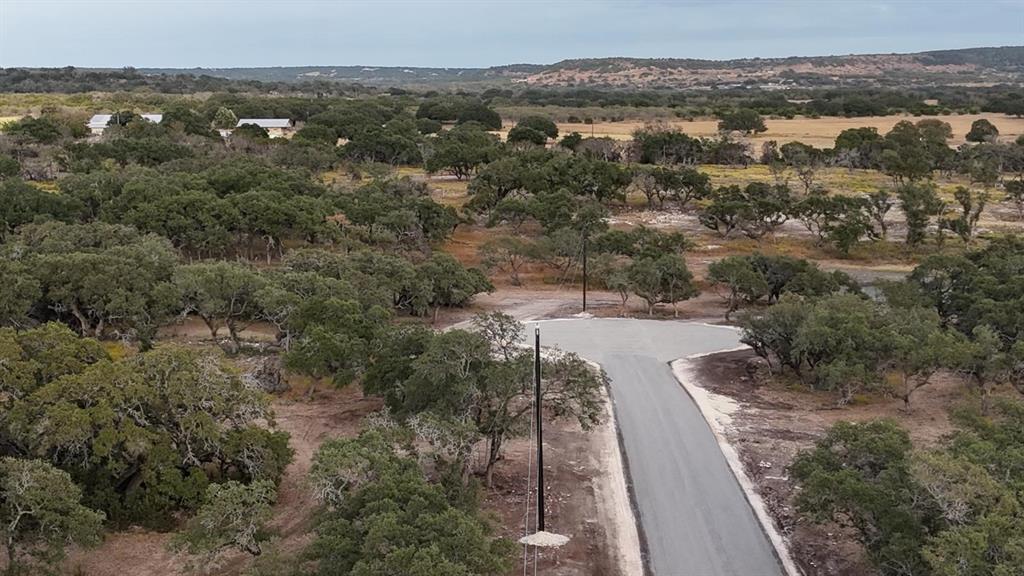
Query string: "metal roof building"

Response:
xmin=235 ymin=118 xmax=294 ymax=129
xmin=233 ymin=118 xmax=296 ymax=138
xmin=87 ymin=113 xmax=163 ymax=134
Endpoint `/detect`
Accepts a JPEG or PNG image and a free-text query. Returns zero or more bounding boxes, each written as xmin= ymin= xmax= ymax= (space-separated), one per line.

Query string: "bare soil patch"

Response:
xmin=267 ymin=385 xmax=384 ymax=540
xmin=483 ymin=395 xmax=637 ymax=576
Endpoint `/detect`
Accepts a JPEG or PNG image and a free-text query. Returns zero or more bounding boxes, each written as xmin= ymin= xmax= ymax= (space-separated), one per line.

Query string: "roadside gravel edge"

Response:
xmin=671 ymin=352 xmax=802 ymax=576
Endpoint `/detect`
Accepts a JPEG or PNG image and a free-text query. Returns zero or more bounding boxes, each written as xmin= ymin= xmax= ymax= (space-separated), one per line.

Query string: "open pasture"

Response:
xmin=497 ymin=112 xmax=1024 ymax=148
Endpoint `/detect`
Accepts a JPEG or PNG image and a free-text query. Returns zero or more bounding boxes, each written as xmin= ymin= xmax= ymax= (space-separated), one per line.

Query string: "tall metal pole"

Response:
xmin=534 ymin=325 xmax=545 ymax=532
xmin=582 ymin=233 xmax=588 ymax=312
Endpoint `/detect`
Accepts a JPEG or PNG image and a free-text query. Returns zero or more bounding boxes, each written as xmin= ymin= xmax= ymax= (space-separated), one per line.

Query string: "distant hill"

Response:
xmin=139 ymin=64 xmax=546 ymax=88
xmin=140 ymin=46 xmax=1024 ymax=89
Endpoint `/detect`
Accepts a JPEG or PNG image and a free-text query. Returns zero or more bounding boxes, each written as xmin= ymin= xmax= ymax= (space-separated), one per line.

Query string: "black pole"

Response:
xmin=582 ymin=233 xmax=588 ymax=312
xmin=534 ymin=325 xmax=545 ymax=532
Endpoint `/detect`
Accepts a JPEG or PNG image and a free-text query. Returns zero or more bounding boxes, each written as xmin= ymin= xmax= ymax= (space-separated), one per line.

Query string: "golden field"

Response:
xmin=499 ymin=113 xmax=1024 ymax=148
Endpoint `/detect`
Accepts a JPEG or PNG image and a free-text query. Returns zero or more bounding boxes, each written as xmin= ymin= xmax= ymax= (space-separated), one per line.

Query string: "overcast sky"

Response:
xmin=2 ymin=0 xmax=1022 ymax=68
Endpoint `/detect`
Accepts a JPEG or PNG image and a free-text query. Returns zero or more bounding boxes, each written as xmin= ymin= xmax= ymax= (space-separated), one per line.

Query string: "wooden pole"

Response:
xmin=534 ymin=325 xmax=545 ymax=532
xmin=582 ymin=233 xmax=588 ymax=312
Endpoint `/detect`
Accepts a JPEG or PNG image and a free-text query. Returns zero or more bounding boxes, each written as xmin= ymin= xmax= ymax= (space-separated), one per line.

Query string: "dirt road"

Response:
xmin=534 ymin=319 xmax=784 ymax=576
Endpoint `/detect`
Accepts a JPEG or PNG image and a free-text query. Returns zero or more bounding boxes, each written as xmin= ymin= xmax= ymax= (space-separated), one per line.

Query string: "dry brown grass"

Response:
xmin=427 ymin=179 xmax=471 ymax=207
xmin=697 ymin=164 xmax=896 ymax=194
xmin=693 ymin=165 xmax=1024 ymax=234
xmin=499 ymin=113 xmax=1024 ymax=149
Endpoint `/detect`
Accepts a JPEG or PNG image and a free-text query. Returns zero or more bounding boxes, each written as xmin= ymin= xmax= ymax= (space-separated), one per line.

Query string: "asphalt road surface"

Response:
xmin=534 ymin=318 xmax=783 ymax=576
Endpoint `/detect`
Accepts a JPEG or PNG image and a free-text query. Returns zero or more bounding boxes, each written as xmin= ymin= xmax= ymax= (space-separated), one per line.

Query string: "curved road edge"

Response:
xmin=578 ymin=356 xmax=648 ymax=576
xmin=671 ymin=352 xmax=802 ymax=576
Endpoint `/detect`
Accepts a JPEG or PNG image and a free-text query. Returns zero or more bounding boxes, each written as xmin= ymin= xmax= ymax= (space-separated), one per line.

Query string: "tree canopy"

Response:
xmin=794 ymin=402 xmax=1024 ymax=576
xmin=307 ymin=430 xmax=514 ymax=576
xmin=0 ymin=324 xmax=292 ymax=526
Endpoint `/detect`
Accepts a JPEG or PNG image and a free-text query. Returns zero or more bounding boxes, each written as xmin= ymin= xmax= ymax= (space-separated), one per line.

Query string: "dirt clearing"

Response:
xmin=483 ymin=383 xmax=642 ymax=576
xmin=66 ymin=385 xmax=383 ymax=576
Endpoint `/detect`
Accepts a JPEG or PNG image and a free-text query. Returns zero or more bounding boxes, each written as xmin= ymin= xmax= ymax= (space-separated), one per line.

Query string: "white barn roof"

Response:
xmin=88 ymin=113 xmax=162 ymax=129
xmin=236 ymin=118 xmax=293 ymax=128
xmin=88 ymin=114 xmax=112 ymax=129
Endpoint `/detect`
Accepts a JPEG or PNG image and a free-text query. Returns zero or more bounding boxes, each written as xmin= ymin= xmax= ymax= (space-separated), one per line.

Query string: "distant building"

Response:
xmin=87 ymin=113 xmax=163 ymax=136
xmin=234 ymin=118 xmax=295 ymax=138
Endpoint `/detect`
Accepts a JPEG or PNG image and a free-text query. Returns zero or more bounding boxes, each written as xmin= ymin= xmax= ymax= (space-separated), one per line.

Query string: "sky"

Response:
xmin=1 ymin=0 xmax=1022 ymax=69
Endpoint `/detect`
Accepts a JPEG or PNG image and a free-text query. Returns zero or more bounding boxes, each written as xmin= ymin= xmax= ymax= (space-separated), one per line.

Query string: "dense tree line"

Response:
xmin=4 ymin=95 xmax=1022 ymax=189
xmin=4 ymin=97 xmax=1016 ymax=342
xmin=458 ymin=123 xmax=1020 ymax=262
xmin=0 ymin=66 xmax=369 ymax=96
xmin=737 ymin=237 xmax=1024 ymax=409
xmin=424 ymin=122 xmax=503 ymax=178
xmin=707 ymin=254 xmax=859 ymax=319
xmin=466 ymin=146 xmax=632 ymax=211
xmin=484 ymin=85 xmax=1024 ymax=118
xmin=0 ymin=216 xmax=493 ymax=571
xmin=48 ymin=160 xmax=339 ymax=261
xmin=4 ymin=66 xmax=1024 ymax=119
xmin=0 ymin=221 xmax=491 ymax=346
xmin=416 ymin=96 xmax=503 ymax=130
xmin=0 ymin=102 xmax=498 ymax=352
xmin=697 ymin=180 xmax=992 ymax=254
xmin=457 ymin=145 xmax=702 ymax=315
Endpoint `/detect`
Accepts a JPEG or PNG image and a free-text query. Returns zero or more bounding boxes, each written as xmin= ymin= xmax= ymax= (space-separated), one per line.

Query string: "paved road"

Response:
xmin=534 ymin=318 xmax=783 ymax=576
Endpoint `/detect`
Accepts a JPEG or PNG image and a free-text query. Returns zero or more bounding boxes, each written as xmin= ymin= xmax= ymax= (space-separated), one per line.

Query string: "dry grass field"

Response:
xmin=498 ymin=113 xmax=1024 ymax=149
xmin=696 ymin=164 xmax=1006 ymax=198
xmin=398 ymin=164 xmax=1022 ymax=274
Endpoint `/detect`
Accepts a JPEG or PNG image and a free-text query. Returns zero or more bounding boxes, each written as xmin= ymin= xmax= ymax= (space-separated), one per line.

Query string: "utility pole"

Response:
xmin=582 ymin=233 xmax=588 ymax=312
xmin=519 ymin=325 xmax=568 ymax=551
xmin=534 ymin=325 xmax=544 ymax=532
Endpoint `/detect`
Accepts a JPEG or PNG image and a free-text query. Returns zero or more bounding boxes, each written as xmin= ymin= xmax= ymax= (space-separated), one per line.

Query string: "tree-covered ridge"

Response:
xmin=0 ymin=66 xmax=373 ymax=95
xmin=7 ymin=45 xmax=1014 ymax=90
xmin=545 ymin=46 xmax=1024 ymax=73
